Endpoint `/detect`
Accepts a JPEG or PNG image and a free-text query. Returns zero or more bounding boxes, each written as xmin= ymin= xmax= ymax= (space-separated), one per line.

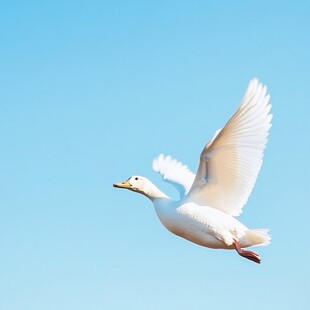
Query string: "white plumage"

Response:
xmin=114 ymin=79 xmax=272 ymax=264
xmin=152 ymin=154 xmax=195 ymax=198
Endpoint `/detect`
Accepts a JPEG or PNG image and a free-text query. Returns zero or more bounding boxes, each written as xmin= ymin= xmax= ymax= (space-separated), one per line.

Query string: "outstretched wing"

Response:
xmin=187 ymin=79 xmax=272 ymax=216
xmin=152 ymin=154 xmax=196 ymax=199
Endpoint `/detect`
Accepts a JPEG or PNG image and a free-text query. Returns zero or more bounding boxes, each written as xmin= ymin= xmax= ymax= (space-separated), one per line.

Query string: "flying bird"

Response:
xmin=114 ymin=79 xmax=272 ymax=264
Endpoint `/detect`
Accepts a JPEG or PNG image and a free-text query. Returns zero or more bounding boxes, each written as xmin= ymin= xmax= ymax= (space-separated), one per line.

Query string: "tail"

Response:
xmin=240 ymin=229 xmax=271 ymax=248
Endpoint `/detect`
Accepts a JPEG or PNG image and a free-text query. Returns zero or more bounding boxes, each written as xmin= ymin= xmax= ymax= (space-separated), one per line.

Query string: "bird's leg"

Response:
xmin=233 ymin=240 xmax=261 ymax=264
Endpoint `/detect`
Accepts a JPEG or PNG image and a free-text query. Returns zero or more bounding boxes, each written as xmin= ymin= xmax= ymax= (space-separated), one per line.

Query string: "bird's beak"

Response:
xmin=113 ymin=179 xmax=132 ymax=189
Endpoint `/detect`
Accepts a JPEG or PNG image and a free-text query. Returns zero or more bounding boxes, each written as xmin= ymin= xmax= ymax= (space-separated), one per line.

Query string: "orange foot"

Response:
xmin=233 ymin=240 xmax=261 ymax=264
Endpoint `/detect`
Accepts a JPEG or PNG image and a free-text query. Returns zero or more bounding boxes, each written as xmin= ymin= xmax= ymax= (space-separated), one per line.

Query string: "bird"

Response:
xmin=113 ymin=79 xmax=272 ymax=264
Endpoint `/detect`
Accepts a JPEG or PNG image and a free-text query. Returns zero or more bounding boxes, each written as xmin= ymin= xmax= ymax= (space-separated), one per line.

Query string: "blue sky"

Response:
xmin=1 ymin=1 xmax=309 ymax=309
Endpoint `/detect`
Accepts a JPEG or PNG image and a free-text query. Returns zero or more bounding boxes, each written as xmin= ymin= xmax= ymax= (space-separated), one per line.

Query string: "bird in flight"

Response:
xmin=114 ymin=79 xmax=272 ymax=264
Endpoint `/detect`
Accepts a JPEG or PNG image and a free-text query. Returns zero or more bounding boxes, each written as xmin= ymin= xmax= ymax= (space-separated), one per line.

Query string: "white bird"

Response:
xmin=114 ymin=79 xmax=272 ymax=264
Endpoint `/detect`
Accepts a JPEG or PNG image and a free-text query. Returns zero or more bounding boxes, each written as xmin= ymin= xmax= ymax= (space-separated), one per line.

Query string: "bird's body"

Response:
xmin=114 ymin=79 xmax=272 ymax=264
xmin=155 ymin=198 xmax=246 ymax=249
xmin=154 ymin=198 xmax=268 ymax=250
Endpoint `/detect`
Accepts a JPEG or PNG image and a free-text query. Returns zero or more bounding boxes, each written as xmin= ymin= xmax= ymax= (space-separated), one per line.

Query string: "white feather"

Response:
xmin=187 ymin=79 xmax=272 ymax=216
xmin=152 ymin=154 xmax=195 ymax=198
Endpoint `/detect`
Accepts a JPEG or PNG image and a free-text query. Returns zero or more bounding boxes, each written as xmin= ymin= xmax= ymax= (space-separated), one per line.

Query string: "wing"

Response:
xmin=187 ymin=79 xmax=272 ymax=216
xmin=152 ymin=154 xmax=196 ymax=199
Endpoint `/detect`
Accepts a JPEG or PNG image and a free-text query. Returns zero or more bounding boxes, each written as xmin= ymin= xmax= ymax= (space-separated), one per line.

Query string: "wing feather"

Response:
xmin=152 ymin=154 xmax=195 ymax=199
xmin=187 ymin=79 xmax=272 ymax=216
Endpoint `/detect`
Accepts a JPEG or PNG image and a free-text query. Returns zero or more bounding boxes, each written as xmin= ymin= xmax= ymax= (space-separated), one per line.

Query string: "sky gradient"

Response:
xmin=1 ymin=1 xmax=309 ymax=309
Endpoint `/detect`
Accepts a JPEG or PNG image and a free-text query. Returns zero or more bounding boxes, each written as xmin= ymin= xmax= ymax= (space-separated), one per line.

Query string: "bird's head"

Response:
xmin=113 ymin=175 xmax=147 ymax=193
xmin=113 ymin=175 xmax=168 ymax=200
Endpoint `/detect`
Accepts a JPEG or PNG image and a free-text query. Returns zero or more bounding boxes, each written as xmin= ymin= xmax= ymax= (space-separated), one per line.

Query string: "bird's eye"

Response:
xmin=135 ymin=177 xmax=138 ymax=180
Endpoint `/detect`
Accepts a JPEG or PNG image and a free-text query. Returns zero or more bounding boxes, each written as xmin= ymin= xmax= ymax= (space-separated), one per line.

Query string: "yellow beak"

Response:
xmin=113 ymin=179 xmax=132 ymax=189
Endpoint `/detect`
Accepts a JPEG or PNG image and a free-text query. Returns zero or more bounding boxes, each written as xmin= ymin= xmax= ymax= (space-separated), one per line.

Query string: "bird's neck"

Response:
xmin=140 ymin=183 xmax=170 ymax=201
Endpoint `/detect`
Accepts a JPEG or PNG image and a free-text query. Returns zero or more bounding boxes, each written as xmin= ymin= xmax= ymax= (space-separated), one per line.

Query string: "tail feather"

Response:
xmin=240 ymin=229 xmax=271 ymax=248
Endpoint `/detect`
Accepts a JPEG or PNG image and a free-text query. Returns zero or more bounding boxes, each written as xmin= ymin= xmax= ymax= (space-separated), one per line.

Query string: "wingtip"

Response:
xmin=249 ymin=78 xmax=269 ymax=94
xmin=152 ymin=153 xmax=168 ymax=172
xmin=251 ymin=77 xmax=259 ymax=84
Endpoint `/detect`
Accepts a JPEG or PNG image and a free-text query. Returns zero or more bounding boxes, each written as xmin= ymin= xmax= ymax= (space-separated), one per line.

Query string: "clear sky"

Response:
xmin=1 ymin=1 xmax=309 ymax=309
